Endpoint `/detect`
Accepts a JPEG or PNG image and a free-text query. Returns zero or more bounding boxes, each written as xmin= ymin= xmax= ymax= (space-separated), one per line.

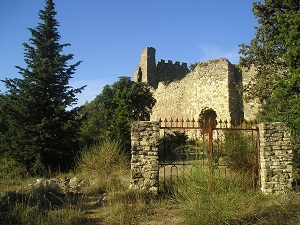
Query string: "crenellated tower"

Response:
xmin=134 ymin=47 xmax=190 ymax=89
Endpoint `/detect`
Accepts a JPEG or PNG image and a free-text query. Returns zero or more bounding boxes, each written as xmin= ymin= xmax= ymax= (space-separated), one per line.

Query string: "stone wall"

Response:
xmin=156 ymin=60 xmax=189 ymax=86
xmin=133 ymin=47 xmax=260 ymax=122
xmin=151 ymin=58 xmax=243 ymax=122
xmin=242 ymin=66 xmax=261 ymax=121
xmin=259 ymin=122 xmax=293 ymax=194
xmin=130 ymin=121 xmax=160 ymax=195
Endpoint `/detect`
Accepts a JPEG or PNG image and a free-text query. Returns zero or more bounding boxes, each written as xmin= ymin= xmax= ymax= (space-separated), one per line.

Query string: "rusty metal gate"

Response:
xmin=158 ymin=118 xmax=260 ymax=193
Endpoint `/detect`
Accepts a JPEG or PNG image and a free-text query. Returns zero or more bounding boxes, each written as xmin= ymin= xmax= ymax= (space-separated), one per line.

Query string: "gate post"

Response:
xmin=259 ymin=122 xmax=293 ymax=194
xmin=130 ymin=121 xmax=160 ymax=195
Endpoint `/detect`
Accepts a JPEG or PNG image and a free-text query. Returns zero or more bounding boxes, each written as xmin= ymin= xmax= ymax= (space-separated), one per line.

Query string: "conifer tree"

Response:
xmin=0 ymin=0 xmax=85 ymax=173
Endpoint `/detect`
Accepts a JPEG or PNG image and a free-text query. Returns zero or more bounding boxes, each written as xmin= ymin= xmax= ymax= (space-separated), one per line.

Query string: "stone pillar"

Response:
xmin=130 ymin=121 xmax=160 ymax=195
xmin=259 ymin=122 xmax=293 ymax=194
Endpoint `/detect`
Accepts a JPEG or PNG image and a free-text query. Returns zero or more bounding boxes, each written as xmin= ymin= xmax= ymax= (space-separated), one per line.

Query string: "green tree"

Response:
xmin=79 ymin=77 xmax=155 ymax=152
xmin=0 ymin=0 xmax=85 ymax=174
xmin=239 ymin=0 xmax=300 ymax=130
xmin=189 ymin=62 xmax=198 ymax=71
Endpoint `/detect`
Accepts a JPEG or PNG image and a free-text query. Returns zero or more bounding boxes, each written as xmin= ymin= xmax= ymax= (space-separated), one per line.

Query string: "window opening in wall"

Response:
xmin=137 ymin=67 xmax=142 ymax=82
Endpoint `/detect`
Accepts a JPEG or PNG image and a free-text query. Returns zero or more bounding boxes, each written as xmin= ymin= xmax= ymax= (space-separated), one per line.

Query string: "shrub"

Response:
xmin=158 ymin=131 xmax=188 ymax=162
xmin=0 ymin=157 xmax=27 ymax=179
xmin=76 ymin=138 xmax=129 ymax=192
xmin=221 ymin=130 xmax=254 ymax=171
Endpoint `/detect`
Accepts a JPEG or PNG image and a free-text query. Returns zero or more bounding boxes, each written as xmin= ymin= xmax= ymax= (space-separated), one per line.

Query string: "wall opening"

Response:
xmin=137 ymin=67 xmax=142 ymax=82
xmin=199 ymin=107 xmax=217 ymax=127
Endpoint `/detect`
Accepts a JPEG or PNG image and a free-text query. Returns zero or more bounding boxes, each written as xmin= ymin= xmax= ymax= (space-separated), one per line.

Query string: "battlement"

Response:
xmin=134 ymin=47 xmax=190 ymax=89
xmin=157 ymin=59 xmax=188 ymax=68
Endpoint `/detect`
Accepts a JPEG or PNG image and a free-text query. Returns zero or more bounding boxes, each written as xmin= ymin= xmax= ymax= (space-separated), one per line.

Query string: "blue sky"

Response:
xmin=0 ymin=0 xmax=258 ymax=106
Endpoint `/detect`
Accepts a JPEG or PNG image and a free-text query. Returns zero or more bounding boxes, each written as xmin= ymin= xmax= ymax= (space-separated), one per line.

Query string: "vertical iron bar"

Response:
xmin=208 ymin=126 xmax=213 ymax=169
xmin=251 ymin=130 xmax=255 ymax=189
xmin=256 ymin=127 xmax=260 ymax=189
xmin=163 ymin=129 xmax=166 ymax=164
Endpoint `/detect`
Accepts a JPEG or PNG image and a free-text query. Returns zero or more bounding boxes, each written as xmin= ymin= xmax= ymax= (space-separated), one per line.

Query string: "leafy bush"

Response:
xmin=189 ymin=62 xmax=198 ymax=71
xmin=221 ymin=130 xmax=255 ymax=171
xmin=79 ymin=76 xmax=156 ymax=153
xmin=0 ymin=157 xmax=27 ymax=179
xmin=159 ymin=131 xmax=188 ymax=162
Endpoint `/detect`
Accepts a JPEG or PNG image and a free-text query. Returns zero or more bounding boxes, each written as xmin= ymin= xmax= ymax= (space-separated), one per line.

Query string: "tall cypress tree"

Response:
xmin=1 ymin=0 xmax=85 ymax=173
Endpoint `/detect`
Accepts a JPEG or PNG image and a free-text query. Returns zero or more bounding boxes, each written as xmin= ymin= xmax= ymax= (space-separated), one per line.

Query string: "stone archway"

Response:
xmin=199 ymin=107 xmax=217 ymax=127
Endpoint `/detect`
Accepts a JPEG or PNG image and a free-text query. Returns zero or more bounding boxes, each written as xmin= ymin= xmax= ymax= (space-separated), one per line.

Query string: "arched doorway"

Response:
xmin=199 ymin=107 xmax=217 ymax=127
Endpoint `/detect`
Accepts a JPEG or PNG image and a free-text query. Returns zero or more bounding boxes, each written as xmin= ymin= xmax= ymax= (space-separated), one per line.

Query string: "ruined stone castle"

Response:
xmin=134 ymin=47 xmax=260 ymax=122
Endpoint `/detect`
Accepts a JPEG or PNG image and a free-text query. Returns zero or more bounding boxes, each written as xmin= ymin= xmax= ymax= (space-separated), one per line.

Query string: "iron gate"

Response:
xmin=158 ymin=118 xmax=260 ymax=192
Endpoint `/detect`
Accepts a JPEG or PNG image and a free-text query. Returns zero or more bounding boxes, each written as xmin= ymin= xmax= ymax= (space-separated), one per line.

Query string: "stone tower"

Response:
xmin=134 ymin=47 xmax=190 ymax=89
xmin=134 ymin=47 xmax=157 ymax=88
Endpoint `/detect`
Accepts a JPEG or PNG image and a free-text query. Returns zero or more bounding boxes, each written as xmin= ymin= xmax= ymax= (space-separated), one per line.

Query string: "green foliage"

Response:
xmin=259 ymin=68 xmax=300 ymax=130
xmin=76 ymin=138 xmax=128 ymax=176
xmin=0 ymin=191 xmax=89 ymax=225
xmin=221 ymin=130 xmax=254 ymax=171
xmin=79 ymin=76 xmax=155 ymax=152
xmin=76 ymin=138 xmax=129 ymax=193
xmin=239 ymin=0 xmax=300 ymax=132
xmin=189 ymin=61 xmax=198 ymax=71
xmin=159 ymin=131 xmax=188 ymax=162
xmin=0 ymin=0 xmax=85 ymax=173
xmin=0 ymin=157 xmax=27 ymax=179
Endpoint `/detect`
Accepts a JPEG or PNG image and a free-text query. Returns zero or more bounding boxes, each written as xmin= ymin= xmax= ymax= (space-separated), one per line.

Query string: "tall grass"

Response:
xmin=98 ymin=190 xmax=155 ymax=225
xmin=76 ymin=138 xmax=129 ymax=193
xmin=174 ymin=165 xmax=263 ymax=225
xmin=76 ymin=138 xmax=128 ymax=175
xmin=0 ymin=190 xmax=89 ymax=225
xmin=172 ymin=165 xmax=300 ymax=225
xmin=0 ymin=138 xmax=130 ymax=225
xmin=2 ymin=137 xmax=300 ymax=224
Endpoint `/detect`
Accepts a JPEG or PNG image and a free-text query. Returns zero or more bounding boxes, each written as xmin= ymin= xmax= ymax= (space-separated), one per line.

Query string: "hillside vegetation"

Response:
xmin=1 ymin=138 xmax=300 ymax=225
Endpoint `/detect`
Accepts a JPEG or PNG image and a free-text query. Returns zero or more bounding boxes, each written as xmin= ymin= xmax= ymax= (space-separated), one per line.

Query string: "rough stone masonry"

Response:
xmin=259 ymin=122 xmax=293 ymax=194
xmin=134 ymin=47 xmax=260 ymax=122
xmin=130 ymin=121 xmax=160 ymax=195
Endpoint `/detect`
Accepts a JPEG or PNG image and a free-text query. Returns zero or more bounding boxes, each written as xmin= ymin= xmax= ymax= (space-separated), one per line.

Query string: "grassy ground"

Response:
xmin=1 ymin=140 xmax=300 ymax=224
